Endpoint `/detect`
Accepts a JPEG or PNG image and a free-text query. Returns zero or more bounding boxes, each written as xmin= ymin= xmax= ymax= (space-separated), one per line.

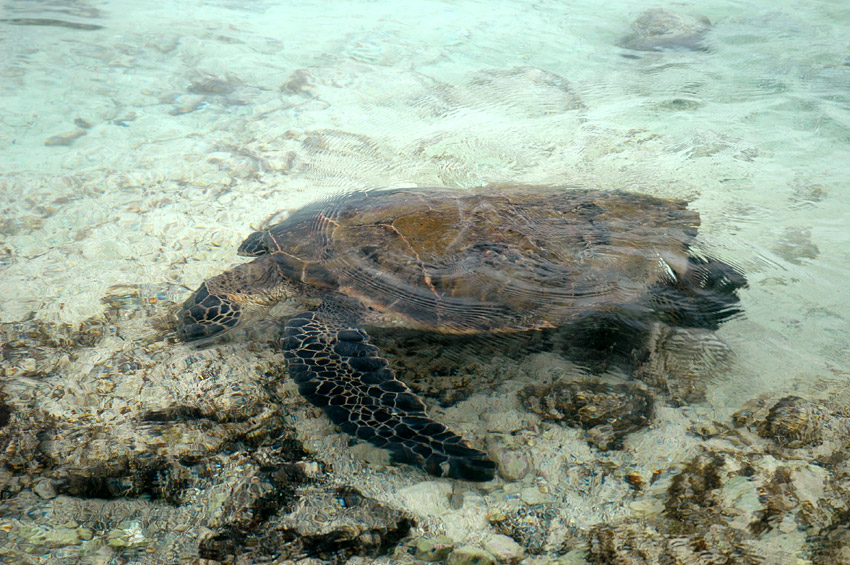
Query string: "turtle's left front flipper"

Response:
xmin=282 ymin=309 xmax=496 ymax=482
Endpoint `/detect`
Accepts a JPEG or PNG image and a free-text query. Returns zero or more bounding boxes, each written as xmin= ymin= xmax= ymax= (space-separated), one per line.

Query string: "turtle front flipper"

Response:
xmin=283 ymin=309 xmax=496 ymax=482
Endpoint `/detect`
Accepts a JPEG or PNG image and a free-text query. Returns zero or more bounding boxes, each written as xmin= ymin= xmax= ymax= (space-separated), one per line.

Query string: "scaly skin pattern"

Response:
xmin=282 ymin=307 xmax=496 ymax=481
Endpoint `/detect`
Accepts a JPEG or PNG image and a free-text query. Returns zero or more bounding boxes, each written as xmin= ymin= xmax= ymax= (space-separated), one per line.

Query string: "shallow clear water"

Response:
xmin=1 ymin=0 xmax=849 ymax=562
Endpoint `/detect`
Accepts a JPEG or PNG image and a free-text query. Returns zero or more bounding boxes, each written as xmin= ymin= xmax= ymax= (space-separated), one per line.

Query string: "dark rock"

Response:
xmin=618 ymin=9 xmax=711 ymax=52
xmin=207 ymin=485 xmax=413 ymax=563
xmin=520 ymin=380 xmax=654 ymax=449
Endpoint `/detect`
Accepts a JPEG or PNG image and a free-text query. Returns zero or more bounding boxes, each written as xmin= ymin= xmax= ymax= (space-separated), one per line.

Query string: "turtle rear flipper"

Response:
xmin=651 ymin=255 xmax=748 ymax=330
xmin=283 ymin=310 xmax=496 ymax=482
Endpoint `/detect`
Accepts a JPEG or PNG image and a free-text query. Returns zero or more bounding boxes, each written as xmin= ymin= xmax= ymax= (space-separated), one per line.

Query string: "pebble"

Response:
xmin=520 ymin=487 xmax=555 ymax=506
xmin=44 ymin=130 xmax=87 ymax=146
xmin=447 ymin=545 xmax=497 ymax=565
xmin=348 ymin=443 xmax=392 ymax=468
xmin=496 ymin=448 xmax=531 ymax=481
xmin=396 ymin=481 xmax=452 ymax=517
xmin=41 ymin=526 xmax=82 ymax=547
xmin=618 ymin=8 xmax=710 ymax=52
xmin=483 ymin=534 xmax=526 ymax=563
xmin=20 ymin=358 xmax=37 ymax=373
xmin=628 ymin=498 xmax=664 ymax=517
xmin=414 ymin=535 xmax=455 ymax=561
xmin=89 ymin=546 xmax=116 ymax=565
xmin=106 ymin=521 xmax=148 ymax=549
xmin=33 ymin=479 xmax=57 ymax=500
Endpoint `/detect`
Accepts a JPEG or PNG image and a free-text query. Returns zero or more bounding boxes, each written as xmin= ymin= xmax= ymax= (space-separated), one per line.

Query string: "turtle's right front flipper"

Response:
xmin=283 ymin=310 xmax=496 ymax=482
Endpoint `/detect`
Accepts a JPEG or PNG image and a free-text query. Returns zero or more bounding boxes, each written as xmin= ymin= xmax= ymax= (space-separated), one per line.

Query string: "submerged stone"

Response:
xmin=415 ymin=535 xmax=455 ymax=561
xmin=520 ymin=380 xmax=654 ymax=450
xmin=483 ymin=533 xmax=526 ymax=563
xmin=447 ymin=545 xmax=497 ymax=565
xmin=618 ymin=9 xmax=711 ymax=52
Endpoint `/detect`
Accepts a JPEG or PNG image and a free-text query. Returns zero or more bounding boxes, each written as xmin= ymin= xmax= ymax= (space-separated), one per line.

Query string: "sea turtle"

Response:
xmin=177 ymin=185 xmax=746 ymax=481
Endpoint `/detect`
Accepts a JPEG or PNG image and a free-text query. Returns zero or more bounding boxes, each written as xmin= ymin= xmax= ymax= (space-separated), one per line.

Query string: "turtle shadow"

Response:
xmin=367 ymin=312 xmax=658 ymax=407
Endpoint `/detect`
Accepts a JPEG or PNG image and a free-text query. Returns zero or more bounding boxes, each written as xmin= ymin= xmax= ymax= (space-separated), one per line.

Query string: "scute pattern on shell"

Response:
xmin=256 ymin=186 xmax=706 ymax=334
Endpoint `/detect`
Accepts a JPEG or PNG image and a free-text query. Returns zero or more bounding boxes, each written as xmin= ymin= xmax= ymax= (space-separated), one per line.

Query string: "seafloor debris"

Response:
xmin=44 ymin=130 xmax=87 ymax=146
xmin=618 ymin=8 xmax=712 ymax=52
xmin=2 ymin=288 xmax=850 ymax=562
xmin=587 ymin=441 xmax=850 ymax=563
xmin=0 ymin=18 xmax=103 ymax=31
xmin=732 ymin=394 xmax=850 ymax=453
xmin=519 ymin=380 xmax=654 ymax=450
xmin=0 ymin=296 xmax=414 ymax=563
xmin=200 ymin=480 xmax=413 ymax=562
xmin=584 ymin=394 xmax=850 ymax=564
xmin=587 ymin=516 xmax=764 ymax=564
xmin=166 ymin=73 xmax=254 ymax=116
xmin=487 ymin=500 xmax=565 ymax=556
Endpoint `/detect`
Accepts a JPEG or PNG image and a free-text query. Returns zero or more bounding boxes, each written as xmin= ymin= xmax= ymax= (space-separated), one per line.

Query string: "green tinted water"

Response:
xmin=1 ymin=0 xmax=849 ymax=562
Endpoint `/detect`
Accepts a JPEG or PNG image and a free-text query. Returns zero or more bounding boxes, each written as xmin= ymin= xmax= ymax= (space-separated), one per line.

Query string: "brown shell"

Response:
xmin=242 ymin=186 xmax=699 ymax=333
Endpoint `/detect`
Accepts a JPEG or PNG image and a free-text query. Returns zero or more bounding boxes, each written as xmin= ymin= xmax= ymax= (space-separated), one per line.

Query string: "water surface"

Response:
xmin=1 ymin=0 xmax=849 ymax=562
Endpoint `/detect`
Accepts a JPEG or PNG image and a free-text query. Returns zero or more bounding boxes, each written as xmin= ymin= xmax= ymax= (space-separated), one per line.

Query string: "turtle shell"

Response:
xmin=240 ymin=186 xmax=701 ymax=333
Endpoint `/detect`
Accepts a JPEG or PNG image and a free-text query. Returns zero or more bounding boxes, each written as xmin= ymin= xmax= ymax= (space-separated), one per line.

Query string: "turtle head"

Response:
xmin=237 ymin=229 xmax=270 ymax=257
xmin=177 ymin=256 xmax=290 ymax=342
xmin=177 ymin=281 xmax=243 ymax=341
